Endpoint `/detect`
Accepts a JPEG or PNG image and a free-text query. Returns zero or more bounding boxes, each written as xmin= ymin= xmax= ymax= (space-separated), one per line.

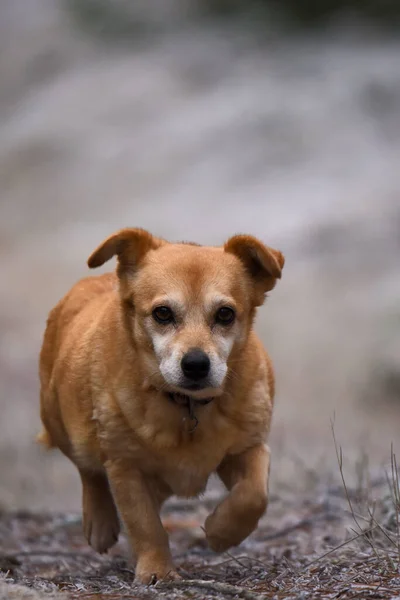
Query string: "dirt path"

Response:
xmin=1 ymin=474 xmax=399 ymax=599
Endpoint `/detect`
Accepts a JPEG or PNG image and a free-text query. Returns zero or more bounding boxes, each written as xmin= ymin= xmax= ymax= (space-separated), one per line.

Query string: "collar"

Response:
xmin=167 ymin=392 xmax=213 ymax=432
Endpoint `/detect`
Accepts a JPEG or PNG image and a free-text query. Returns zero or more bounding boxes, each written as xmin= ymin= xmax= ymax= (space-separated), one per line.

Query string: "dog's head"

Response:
xmin=88 ymin=229 xmax=284 ymax=399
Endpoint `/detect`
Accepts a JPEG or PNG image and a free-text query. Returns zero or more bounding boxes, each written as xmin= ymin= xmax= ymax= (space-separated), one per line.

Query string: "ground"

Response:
xmin=1 ymin=465 xmax=399 ymax=599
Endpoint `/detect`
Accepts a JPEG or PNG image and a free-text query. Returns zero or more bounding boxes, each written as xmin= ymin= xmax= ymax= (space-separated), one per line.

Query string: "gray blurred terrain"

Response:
xmin=0 ymin=1 xmax=399 ymax=511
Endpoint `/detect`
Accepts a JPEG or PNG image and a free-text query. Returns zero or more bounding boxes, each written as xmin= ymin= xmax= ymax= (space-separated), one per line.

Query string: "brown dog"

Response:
xmin=38 ymin=228 xmax=284 ymax=583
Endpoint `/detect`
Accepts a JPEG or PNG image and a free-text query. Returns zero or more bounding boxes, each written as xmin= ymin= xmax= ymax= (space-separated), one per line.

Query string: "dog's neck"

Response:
xmin=167 ymin=392 xmax=213 ymax=433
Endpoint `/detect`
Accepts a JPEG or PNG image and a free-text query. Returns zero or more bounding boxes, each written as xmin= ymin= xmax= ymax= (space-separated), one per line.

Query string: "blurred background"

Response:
xmin=0 ymin=0 xmax=399 ymax=511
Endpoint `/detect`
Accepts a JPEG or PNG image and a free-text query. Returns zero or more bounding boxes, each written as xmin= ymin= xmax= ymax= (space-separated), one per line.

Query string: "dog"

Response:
xmin=38 ymin=228 xmax=284 ymax=583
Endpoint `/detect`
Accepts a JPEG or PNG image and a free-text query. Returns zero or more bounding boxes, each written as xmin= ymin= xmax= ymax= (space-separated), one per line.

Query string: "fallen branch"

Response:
xmin=260 ymin=511 xmax=338 ymax=542
xmin=155 ymin=578 xmax=265 ymax=600
xmin=303 ymin=525 xmax=378 ymax=570
xmin=0 ymin=550 xmax=101 ymax=560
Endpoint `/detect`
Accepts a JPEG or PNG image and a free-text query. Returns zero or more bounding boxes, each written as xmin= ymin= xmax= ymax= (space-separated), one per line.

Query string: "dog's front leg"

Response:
xmin=205 ymin=443 xmax=270 ymax=552
xmin=105 ymin=460 xmax=178 ymax=584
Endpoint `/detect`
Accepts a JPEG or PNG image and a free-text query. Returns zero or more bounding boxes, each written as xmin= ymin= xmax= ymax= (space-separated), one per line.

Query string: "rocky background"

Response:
xmin=0 ymin=0 xmax=399 ymax=512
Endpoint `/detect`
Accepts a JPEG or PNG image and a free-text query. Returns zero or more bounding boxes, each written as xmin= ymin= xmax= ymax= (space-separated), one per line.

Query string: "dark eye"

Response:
xmin=215 ymin=306 xmax=235 ymax=325
xmin=152 ymin=306 xmax=174 ymax=324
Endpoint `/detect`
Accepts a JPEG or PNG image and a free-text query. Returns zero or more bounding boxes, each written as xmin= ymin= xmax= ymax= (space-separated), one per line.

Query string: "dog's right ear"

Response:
xmin=88 ymin=228 xmax=163 ymax=273
xmin=224 ymin=234 xmax=284 ymax=306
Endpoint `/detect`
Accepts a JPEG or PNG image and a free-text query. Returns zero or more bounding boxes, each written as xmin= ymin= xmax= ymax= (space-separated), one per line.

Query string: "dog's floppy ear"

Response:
xmin=88 ymin=228 xmax=162 ymax=273
xmin=224 ymin=234 xmax=284 ymax=305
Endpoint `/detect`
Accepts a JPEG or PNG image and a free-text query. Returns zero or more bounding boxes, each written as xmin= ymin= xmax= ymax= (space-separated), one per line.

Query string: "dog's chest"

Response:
xmin=156 ymin=433 xmax=228 ymax=496
xmin=161 ymin=458 xmax=211 ymax=497
xmin=145 ymin=421 xmax=236 ymax=497
xmin=98 ymin=393 xmax=261 ymax=497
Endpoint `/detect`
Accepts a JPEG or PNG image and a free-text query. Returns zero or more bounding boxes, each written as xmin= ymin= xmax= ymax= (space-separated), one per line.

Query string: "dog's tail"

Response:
xmin=36 ymin=428 xmax=55 ymax=449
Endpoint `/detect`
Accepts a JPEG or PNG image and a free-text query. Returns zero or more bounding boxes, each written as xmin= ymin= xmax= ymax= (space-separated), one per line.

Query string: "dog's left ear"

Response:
xmin=87 ymin=228 xmax=163 ymax=274
xmin=224 ymin=234 xmax=284 ymax=305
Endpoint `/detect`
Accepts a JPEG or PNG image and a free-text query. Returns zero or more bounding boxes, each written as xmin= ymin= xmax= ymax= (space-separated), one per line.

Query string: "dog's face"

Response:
xmin=131 ymin=244 xmax=253 ymax=399
xmin=88 ymin=229 xmax=284 ymax=399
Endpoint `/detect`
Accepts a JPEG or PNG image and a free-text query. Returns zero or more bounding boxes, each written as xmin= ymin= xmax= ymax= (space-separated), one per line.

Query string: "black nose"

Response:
xmin=181 ymin=349 xmax=210 ymax=381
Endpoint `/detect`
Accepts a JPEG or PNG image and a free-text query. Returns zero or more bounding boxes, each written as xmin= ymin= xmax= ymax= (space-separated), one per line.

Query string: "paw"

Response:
xmin=135 ymin=555 xmax=180 ymax=584
xmin=205 ymin=493 xmax=267 ymax=552
xmin=205 ymin=513 xmax=238 ymax=552
xmin=83 ymin=502 xmax=120 ymax=554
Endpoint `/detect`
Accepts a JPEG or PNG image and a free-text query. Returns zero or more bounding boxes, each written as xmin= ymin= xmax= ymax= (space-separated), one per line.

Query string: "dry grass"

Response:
xmin=1 ymin=445 xmax=399 ymax=599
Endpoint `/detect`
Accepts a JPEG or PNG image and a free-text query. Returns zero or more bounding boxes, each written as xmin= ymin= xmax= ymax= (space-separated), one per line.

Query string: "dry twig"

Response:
xmin=155 ymin=578 xmax=265 ymax=600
